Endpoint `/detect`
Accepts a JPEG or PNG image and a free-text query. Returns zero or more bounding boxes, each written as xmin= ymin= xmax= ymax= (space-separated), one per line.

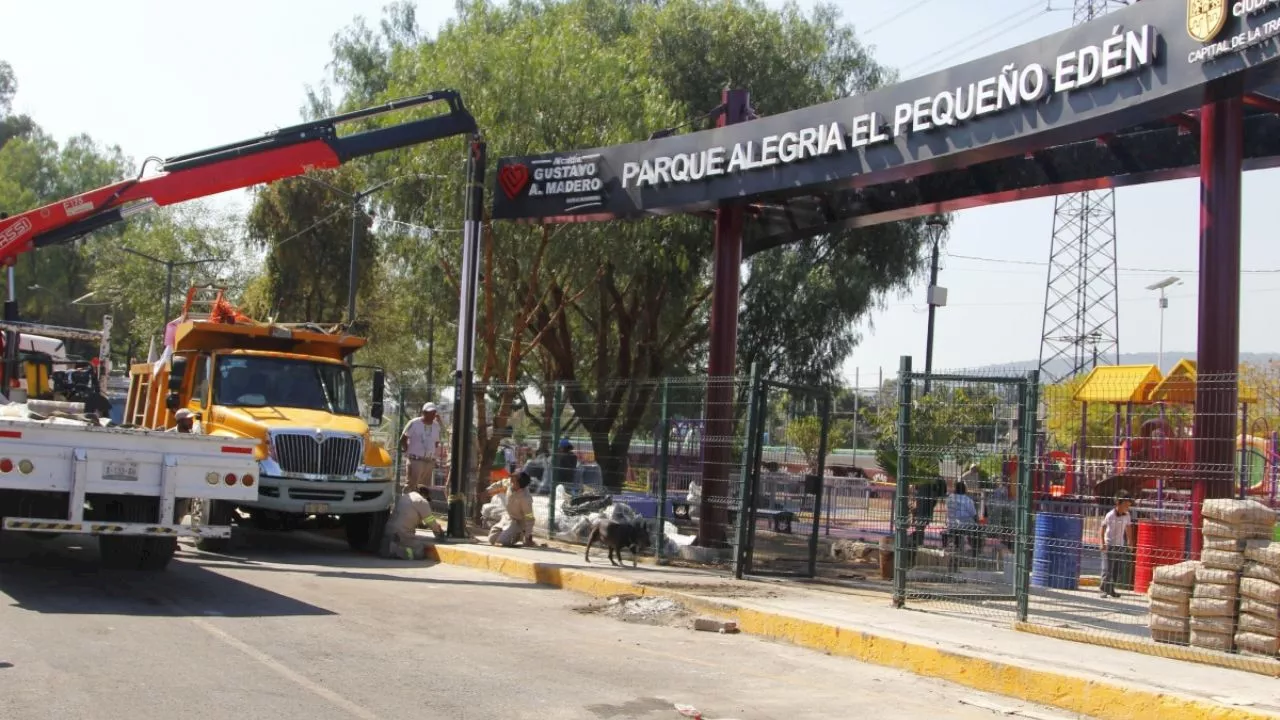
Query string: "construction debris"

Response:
xmin=693 ymin=618 xmax=739 ymax=634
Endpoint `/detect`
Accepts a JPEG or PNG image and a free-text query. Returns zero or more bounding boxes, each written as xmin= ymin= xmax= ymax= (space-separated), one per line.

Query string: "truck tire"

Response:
xmin=192 ymin=499 xmax=235 ymax=553
xmin=98 ymin=497 xmax=177 ymax=572
xmin=342 ymin=510 xmax=389 ymax=553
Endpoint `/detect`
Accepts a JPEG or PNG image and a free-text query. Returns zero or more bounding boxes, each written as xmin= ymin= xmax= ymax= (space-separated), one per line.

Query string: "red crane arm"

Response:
xmin=0 ymin=90 xmax=477 ymax=264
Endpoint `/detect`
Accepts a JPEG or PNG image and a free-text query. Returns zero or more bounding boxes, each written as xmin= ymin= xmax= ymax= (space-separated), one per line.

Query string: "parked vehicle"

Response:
xmin=0 ymin=318 xmax=258 ymax=571
xmin=124 ymin=288 xmax=393 ymax=553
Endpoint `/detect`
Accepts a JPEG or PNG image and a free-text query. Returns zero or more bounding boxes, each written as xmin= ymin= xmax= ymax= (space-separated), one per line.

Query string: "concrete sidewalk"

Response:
xmin=424 ymin=535 xmax=1280 ymax=720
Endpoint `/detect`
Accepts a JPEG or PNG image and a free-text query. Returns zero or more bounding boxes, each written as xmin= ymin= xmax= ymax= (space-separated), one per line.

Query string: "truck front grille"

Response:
xmin=272 ymin=432 xmax=363 ymax=477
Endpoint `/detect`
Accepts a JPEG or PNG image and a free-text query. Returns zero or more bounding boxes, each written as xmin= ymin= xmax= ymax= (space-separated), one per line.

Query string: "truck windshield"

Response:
xmin=213 ymin=356 xmax=360 ymax=416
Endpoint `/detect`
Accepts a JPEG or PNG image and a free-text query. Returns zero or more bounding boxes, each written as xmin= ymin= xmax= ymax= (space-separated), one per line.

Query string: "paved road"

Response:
xmin=0 ymin=531 xmax=1081 ymax=720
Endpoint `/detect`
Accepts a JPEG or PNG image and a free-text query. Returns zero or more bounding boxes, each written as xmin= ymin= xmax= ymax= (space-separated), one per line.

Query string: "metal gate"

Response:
xmin=891 ymin=356 xmax=1038 ymax=623
xmin=736 ymin=376 xmax=831 ymax=578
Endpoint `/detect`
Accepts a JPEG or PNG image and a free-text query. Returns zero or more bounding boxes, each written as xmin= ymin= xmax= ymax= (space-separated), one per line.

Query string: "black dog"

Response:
xmin=584 ymin=518 xmax=652 ymax=567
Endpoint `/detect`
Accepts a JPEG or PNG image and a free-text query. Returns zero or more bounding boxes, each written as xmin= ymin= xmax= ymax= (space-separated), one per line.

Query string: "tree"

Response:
xmin=738 ymin=225 xmax=934 ymax=389
xmin=861 ymin=381 xmax=1005 ymax=483
xmin=0 ymin=61 xmax=33 ymax=148
xmin=293 ymin=0 xmax=935 ymax=495
xmin=87 ymin=205 xmax=241 ymax=355
xmin=243 ymin=169 xmax=377 ymax=325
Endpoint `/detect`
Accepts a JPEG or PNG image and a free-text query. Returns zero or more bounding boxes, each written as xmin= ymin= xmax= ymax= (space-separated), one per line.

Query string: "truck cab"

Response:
xmin=124 ymin=293 xmax=393 ymax=553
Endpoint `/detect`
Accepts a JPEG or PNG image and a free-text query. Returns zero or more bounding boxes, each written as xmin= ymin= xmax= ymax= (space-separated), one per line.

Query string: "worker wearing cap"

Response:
xmin=168 ymin=409 xmax=201 ymax=434
xmin=400 ymin=402 xmax=443 ymax=489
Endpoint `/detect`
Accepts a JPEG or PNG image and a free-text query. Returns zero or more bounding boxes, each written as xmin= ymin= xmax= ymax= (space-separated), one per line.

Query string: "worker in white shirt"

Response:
xmin=400 ymin=403 xmax=443 ymax=489
xmin=1099 ymin=490 xmax=1134 ymax=598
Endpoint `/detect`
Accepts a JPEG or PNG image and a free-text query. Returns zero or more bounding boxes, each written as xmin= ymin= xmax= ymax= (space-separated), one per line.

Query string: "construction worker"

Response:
xmin=400 ymin=403 xmax=443 ymax=489
xmin=381 ymin=485 xmax=447 ymax=560
xmin=487 ymin=470 xmax=536 ymax=547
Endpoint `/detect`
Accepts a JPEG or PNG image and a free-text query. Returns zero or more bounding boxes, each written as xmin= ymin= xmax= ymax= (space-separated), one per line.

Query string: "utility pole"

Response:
xmin=347 ymin=197 xmax=360 ymax=325
xmin=295 ymin=172 xmax=444 ymax=325
xmin=426 ymin=313 xmax=435 ymax=396
xmin=121 ymin=248 xmax=224 ymax=325
xmin=922 ymin=216 xmax=949 ymax=395
xmin=1146 ymin=276 xmax=1181 ymax=372
xmin=448 ymin=137 xmax=486 ymax=539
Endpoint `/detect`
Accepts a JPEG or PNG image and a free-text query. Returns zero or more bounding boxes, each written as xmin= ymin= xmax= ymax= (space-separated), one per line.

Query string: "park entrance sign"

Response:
xmin=492 ymin=0 xmax=1280 ymax=224
xmin=482 ymin=0 xmax=1280 ymax=554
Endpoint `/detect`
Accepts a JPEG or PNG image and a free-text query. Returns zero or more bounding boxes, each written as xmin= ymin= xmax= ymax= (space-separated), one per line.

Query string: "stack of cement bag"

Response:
xmin=1237 ymin=540 xmax=1280 ymax=657
xmin=1148 ymin=561 xmax=1198 ymax=644
xmin=1188 ymin=499 xmax=1274 ymax=652
xmin=1191 ymin=563 xmax=1241 ymax=652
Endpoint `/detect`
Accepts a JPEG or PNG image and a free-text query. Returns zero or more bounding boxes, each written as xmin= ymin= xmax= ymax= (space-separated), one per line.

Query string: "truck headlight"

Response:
xmin=365 ymin=465 xmax=392 ymax=481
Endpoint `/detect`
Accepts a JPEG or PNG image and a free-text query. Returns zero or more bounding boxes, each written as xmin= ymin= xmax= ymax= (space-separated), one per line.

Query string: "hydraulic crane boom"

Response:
xmin=0 ymin=90 xmax=478 ymax=264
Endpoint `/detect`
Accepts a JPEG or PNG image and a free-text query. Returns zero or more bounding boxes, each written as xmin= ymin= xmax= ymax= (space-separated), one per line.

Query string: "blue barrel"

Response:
xmin=1031 ymin=513 xmax=1084 ymax=590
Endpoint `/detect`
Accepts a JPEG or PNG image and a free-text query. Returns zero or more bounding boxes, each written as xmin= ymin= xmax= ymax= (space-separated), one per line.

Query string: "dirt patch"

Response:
xmin=573 ymin=594 xmax=693 ymax=628
xmin=637 ymin=581 xmax=781 ymax=600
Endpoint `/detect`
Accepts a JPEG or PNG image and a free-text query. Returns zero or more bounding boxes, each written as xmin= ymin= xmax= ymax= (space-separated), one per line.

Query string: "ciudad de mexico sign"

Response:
xmin=491 ymin=0 xmax=1280 ymax=223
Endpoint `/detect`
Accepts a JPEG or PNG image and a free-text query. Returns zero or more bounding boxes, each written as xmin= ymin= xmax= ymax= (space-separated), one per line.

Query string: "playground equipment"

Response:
xmin=1063 ymin=360 xmax=1267 ymax=502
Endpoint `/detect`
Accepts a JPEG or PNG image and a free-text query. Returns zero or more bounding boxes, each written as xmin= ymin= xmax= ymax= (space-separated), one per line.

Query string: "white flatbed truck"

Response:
xmin=0 ymin=412 xmax=259 ymax=571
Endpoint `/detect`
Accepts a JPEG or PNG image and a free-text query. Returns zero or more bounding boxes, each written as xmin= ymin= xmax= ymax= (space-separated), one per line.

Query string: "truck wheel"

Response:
xmin=192 ymin=499 xmax=235 ymax=553
xmin=99 ymin=498 xmax=177 ymax=572
xmin=342 ymin=510 xmax=389 ymax=553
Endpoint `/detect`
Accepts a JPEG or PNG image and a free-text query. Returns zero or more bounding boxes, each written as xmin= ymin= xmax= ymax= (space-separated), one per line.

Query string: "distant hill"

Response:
xmin=971 ymin=352 xmax=1280 ymax=379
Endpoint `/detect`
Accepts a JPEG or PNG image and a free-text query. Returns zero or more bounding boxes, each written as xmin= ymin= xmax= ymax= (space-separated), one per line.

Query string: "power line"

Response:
xmin=883 ymin=285 xmax=1280 ymax=310
xmin=909 ymin=4 xmax=1056 ymax=76
xmin=861 ymin=0 xmax=938 ymax=36
xmin=947 ymin=252 xmax=1280 ymax=275
xmin=900 ymin=1 xmax=1047 ymax=73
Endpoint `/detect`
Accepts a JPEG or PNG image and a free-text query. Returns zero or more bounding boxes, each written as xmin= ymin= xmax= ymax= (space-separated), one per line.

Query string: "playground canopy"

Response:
xmin=1149 ymin=359 xmax=1259 ymax=405
xmin=1070 ymin=360 xmax=1259 ymax=405
xmin=1071 ymin=365 xmax=1163 ymax=404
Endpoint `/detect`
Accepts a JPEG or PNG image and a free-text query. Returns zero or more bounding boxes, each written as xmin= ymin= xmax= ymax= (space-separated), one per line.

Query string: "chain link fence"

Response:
xmin=889 ymin=359 xmax=1035 ymax=619
xmin=880 ymin=357 xmax=1280 ymax=674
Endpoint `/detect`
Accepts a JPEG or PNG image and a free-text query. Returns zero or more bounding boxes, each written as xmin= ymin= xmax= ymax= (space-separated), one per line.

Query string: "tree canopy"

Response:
xmin=253 ymin=0 xmax=940 ymax=491
xmin=0 ymin=60 xmax=250 ymax=364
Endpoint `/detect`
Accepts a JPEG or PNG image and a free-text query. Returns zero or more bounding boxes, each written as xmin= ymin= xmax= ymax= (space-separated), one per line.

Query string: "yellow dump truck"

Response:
xmin=124 ymin=291 xmax=392 ymax=553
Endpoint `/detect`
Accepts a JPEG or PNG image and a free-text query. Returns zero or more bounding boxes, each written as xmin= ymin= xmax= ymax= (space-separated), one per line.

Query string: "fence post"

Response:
xmin=1015 ymin=370 xmax=1039 ymax=623
xmin=656 ymin=378 xmax=670 ymax=565
xmin=808 ymin=390 xmax=832 ymax=578
xmin=893 ymin=355 xmax=913 ymax=608
xmin=393 ymin=385 xmax=406 ymax=494
xmin=734 ymin=364 xmax=761 ymax=579
xmin=548 ymin=382 xmax=563 ymax=540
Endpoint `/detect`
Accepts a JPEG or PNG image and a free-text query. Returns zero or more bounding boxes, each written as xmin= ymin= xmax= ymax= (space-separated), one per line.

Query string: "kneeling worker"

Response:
xmin=381 ymin=485 xmax=447 ymax=560
xmin=487 ymin=470 xmax=536 ymax=547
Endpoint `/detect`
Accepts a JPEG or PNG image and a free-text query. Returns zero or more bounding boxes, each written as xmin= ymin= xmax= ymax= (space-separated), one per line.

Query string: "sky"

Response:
xmin=4 ymin=0 xmax=1279 ymax=388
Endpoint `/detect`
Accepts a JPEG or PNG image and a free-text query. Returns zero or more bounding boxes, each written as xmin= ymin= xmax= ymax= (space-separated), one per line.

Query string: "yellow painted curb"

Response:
xmin=428 ymin=544 xmax=1278 ymax=720
xmin=1016 ymin=622 xmax=1280 ymax=679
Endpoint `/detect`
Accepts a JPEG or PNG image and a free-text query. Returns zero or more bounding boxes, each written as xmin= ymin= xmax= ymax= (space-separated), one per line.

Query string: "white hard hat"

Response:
xmin=422 ymin=403 xmax=437 ymax=413
xmin=175 ymin=409 xmax=195 ymax=421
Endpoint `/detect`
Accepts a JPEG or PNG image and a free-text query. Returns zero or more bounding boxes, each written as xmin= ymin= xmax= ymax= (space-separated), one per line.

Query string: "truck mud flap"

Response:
xmin=3 ymin=517 xmax=232 ymax=538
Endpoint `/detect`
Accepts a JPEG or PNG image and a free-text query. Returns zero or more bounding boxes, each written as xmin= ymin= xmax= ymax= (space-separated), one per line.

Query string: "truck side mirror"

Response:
xmin=168 ymin=356 xmax=187 ymax=392
xmin=370 ymin=369 xmax=385 ymax=425
xmin=165 ymin=392 xmax=180 ymax=411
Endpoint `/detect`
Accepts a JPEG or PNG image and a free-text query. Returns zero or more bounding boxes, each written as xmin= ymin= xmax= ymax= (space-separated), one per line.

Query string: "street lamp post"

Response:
xmin=295 ymin=173 xmax=443 ymax=325
xmin=922 ymin=215 xmax=949 ymax=395
xmin=121 ymin=248 xmax=225 ymax=324
xmin=1146 ymin=276 xmax=1182 ymax=371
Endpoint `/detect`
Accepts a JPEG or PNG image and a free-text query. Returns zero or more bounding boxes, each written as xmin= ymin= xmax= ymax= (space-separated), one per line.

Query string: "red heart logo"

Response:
xmin=498 ymin=163 xmax=531 ymax=200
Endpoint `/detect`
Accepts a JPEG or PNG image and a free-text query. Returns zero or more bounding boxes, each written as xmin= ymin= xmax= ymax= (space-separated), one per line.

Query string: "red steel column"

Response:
xmin=1191 ymin=93 xmax=1244 ymax=558
xmin=697 ymin=88 xmax=749 ymax=547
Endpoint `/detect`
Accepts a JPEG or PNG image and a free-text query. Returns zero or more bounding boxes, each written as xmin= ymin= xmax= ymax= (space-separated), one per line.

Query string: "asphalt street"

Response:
xmin=0 ymin=530 xmax=1083 ymax=720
